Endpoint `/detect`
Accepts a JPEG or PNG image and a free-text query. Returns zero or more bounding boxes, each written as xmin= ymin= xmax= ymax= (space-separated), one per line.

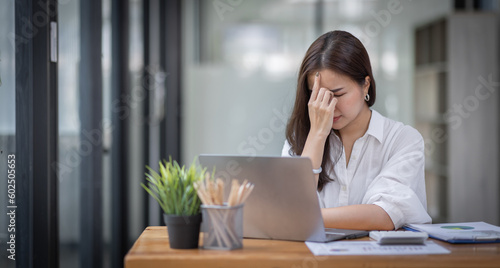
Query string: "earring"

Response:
xmin=364 ymin=94 xmax=370 ymax=102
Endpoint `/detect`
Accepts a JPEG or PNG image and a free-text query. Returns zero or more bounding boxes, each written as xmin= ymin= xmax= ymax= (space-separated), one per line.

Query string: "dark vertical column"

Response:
xmin=142 ymin=0 xmax=151 ymax=228
xmin=16 ymin=0 xmax=59 ymax=267
xmin=145 ymin=0 xmax=163 ymax=226
xmin=159 ymin=0 xmax=166 ymax=164
xmin=111 ymin=0 xmax=129 ymax=267
xmin=163 ymin=0 xmax=182 ymax=163
xmin=15 ymin=1 xmax=33 ymax=267
xmin=80 ymin=0 xmax=103 ymax=267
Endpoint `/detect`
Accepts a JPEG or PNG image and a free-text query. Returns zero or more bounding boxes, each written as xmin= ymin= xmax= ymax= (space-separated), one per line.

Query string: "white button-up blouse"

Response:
xmin=282 ymin=110 xmax=432 ymax=229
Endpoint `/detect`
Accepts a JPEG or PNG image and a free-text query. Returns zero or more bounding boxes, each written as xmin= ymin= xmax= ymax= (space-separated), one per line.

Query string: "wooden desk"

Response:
xmin=125 ymin=226 xmax=500 ymax=268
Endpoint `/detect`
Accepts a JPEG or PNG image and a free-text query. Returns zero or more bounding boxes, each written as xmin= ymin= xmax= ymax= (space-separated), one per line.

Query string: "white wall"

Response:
xmin=183 ymin=65 xmax=296 ymax=159
xmin=448 ymin=13 xmax=499 ymax=225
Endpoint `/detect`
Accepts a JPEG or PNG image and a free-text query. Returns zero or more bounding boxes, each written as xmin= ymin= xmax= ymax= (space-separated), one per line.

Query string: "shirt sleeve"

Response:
xmin=281 ymin=139 xmax=293 ymax=157
xmin=362 ymin=127 xmax=432 ymax=229
xmin=281 ymin=140 xmax=325 ymax=208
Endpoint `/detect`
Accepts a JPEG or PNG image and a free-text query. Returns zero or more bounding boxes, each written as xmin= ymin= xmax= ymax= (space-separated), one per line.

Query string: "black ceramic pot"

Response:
xmin=163 ymin=213 xmax=202 ymax=249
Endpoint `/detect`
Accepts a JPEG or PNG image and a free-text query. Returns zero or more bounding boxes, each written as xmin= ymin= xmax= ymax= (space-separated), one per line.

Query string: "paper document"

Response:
xmin=305 ymin=241 xmax=450 ymax=255
xmin=405 ymin=222 xmax=500 ymax=244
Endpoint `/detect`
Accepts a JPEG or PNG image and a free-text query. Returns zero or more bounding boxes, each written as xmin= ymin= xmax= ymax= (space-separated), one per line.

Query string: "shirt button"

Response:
xmin=342 ymin=185 xmax=346 ymax=191
xmin=352 ymin=156 xmax=357 ymax=161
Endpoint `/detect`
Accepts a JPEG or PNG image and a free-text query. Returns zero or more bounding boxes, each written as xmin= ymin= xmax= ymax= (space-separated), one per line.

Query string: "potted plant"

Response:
xmin=141 ymin=157 xmax=208 ymax=249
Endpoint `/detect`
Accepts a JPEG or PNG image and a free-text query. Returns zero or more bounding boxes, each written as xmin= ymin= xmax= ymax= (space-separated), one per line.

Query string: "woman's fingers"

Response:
xmin=317 ymin=88 xmax=328 ymax=103
xmin=306 ymin=71 xmax=337 ymax=137
xmin=318 ymin=90 xmax=328 ymax=107
xmin=311 ymin=88 xmax=334 ymax=112
xmin=321 ymin=91 xmax=335 ymax=106
xmin=329 ymin=96 xmax=338 ymax=108
xmin=320 ymin=90 xmax=338 ymax=108
xmin=309 ymin=72 xmax=320 ymax=103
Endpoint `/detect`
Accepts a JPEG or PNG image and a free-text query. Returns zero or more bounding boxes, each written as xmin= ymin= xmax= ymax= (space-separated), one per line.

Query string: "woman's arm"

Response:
xmin=321 ymin=204 xmax=395 ymax=230
xmin=301 ymin=133 xmax=327 ymax=185
xmin=302 ymin=72 xmax=337 ymax=186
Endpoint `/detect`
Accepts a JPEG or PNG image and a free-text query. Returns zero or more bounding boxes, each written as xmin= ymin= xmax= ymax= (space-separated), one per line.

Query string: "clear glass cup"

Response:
xmin=201 ymin=203 xmax=244 ymax=250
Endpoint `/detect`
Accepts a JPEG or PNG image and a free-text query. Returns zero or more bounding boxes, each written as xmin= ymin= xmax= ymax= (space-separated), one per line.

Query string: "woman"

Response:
xmin=282 ymin=30 xmax=431 ymax=230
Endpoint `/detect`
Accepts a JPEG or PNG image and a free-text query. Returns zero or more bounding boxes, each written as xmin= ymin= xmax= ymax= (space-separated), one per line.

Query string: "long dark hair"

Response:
xmin=285 ymin=30 xmax=376 ymax=191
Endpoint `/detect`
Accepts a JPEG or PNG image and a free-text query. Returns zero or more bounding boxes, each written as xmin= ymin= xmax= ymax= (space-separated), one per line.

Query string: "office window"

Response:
xmin=0 ymin=1 xmax=15 ymax=267
xmin=58 ymin=0 xmax=81 ymax=267
xmin=182 ymin=0 xmax=316 ymax=164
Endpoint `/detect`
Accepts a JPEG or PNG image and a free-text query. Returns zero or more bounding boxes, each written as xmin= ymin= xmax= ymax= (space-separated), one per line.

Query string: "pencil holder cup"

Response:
xmin=201 ymin=203 xmax=244 ymax=250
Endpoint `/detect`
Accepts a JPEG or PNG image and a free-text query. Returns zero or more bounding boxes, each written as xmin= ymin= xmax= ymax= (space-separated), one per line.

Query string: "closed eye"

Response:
xmin=333 ymin=93 xmax=345 ymax=97
xmin=329 ymin=88 xmax=344 ymax=96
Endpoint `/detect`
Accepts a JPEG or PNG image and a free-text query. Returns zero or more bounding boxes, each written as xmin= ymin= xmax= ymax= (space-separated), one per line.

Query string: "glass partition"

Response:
xmin=182 ymin=0 xmax=316 ymax=163
xmin=58 ymin=0 xmax=81 ymax=266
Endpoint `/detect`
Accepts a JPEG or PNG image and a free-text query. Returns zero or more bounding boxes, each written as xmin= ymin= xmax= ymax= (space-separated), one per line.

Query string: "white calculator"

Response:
xmin=369 ymin=231 xmax=428 ymax=245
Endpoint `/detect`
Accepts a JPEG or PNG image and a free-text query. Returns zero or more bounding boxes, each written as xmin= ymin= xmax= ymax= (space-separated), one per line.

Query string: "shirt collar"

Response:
xmin=365 ymin=109 xmax=384 ymax=143
xmin=330 ymin=109 xmax=384 ymax=143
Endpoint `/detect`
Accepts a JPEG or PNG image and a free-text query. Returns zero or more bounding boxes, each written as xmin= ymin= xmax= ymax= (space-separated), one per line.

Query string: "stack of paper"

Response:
xmin=305 ymin=241 xmax=450 ymax=255
xmin=405 ymin=221 xmax=500 ymax=244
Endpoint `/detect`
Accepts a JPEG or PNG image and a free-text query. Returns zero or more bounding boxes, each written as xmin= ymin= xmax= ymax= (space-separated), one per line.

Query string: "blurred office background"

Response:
xmin=0 ymin=0 xmax=499 ymax=267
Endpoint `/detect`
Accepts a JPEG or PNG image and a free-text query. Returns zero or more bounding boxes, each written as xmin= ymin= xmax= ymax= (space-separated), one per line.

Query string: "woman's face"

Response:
xmin=307 ymin=69 xmax=369 ymax=131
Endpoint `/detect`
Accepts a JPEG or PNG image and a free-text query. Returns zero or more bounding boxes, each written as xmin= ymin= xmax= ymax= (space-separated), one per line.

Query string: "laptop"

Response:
xmin=198 ymin=155 xmax=368 ymax=242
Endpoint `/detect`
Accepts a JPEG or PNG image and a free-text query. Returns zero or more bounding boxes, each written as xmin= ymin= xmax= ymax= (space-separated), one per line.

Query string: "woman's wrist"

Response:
xmin=307 ymin=128 xmax=330 ymax=142
xmin=303 ymin=130 xmax=328 ymax=174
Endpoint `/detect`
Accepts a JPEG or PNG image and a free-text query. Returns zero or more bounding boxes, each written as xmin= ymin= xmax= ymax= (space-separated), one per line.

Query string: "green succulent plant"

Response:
xmin=141 ymin=157 xmax=208 ymax=216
